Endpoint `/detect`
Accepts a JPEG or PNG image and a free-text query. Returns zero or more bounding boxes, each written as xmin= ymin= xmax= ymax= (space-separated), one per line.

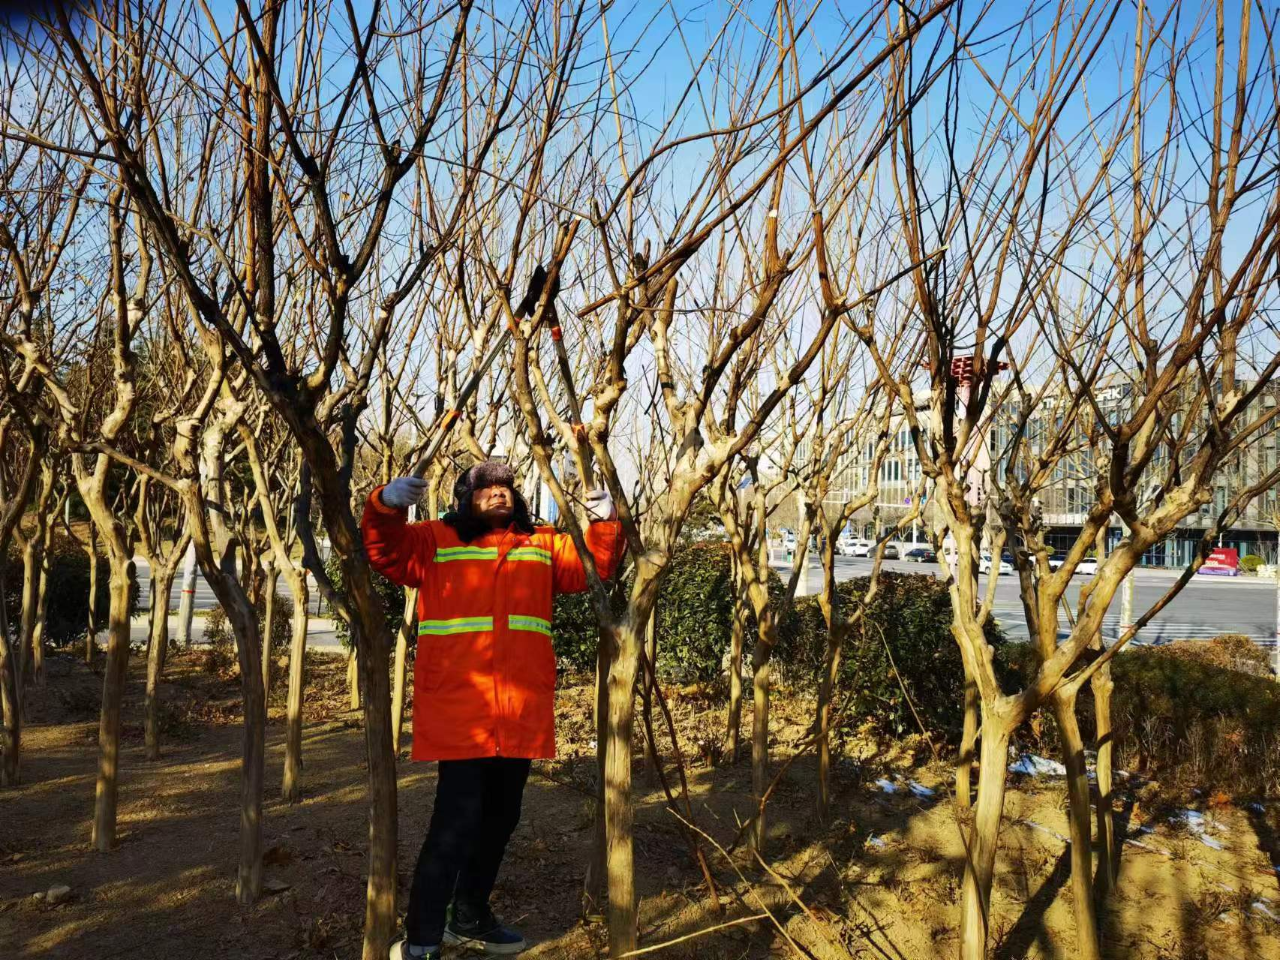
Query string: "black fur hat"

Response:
xmin=443 ymin=460 xmax=534 ymax=542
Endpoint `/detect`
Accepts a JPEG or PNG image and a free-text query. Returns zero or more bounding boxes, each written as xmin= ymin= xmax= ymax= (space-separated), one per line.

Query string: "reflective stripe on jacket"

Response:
xmin=361 ymin=486 xmax=624 ymax=761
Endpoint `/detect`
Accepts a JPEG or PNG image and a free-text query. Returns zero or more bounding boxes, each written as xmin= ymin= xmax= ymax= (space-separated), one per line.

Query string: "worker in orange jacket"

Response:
xmin=363 ymin=460 xmax=623 ymax=960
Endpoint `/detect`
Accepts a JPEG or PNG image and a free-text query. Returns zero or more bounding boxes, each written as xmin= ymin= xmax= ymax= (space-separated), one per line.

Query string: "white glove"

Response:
xmin=585 ymin=488 xmax=616 ymax=522
xmin=380 ymin=476 xmax=427 ymax=510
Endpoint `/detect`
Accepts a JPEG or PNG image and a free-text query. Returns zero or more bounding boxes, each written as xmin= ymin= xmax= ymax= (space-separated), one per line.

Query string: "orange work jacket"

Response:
xmin=362 ymin=487 xmax=624 ymax=761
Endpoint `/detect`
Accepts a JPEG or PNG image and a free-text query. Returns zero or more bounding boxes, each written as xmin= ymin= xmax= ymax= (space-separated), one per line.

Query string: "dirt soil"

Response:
xmin=2 ymin=649 xmax=1279 ymax=960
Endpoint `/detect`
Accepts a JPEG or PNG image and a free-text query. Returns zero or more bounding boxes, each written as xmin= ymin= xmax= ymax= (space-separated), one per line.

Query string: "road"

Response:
xmin=125 ymin=553 xmax=1280 ymax=657
xmin=126 ymin=558 xmax=343 ymax=653
xmin=774 ymin=553 xmax=1279 ymax=649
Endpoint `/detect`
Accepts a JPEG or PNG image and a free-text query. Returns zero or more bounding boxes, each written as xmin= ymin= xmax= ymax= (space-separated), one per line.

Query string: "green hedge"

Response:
xmin=1239 ymin=554 xmax=1264 ymax=573
xmin=2 ymin=534 xmax=127 ymax=647
xmin=549 ymin=541 xmax=791 ymax=681
xmin=775 ymin=573 xmax=1006 ymax=741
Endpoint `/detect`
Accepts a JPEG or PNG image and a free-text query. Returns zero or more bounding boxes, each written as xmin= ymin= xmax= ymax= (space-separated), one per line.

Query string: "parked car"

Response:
xmin=837 ymin=538 xmax=871 ymax=557
xmin=882 ymin=543 xmax=900 ymax=560
xmin=1047 ymin=552 xmax=1098 ymax=575
xmin=904 ymin=546 xmax=937 ymax=563
xmin=979 ymin=552 xmax=1014 ymax=575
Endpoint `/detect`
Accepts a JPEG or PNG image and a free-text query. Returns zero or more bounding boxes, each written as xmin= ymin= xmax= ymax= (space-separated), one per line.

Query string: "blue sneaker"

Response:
xmin=389 ymin=939 xmax=441 ymax=960
xmin=444 ymin=907 xmax=526 ymax=954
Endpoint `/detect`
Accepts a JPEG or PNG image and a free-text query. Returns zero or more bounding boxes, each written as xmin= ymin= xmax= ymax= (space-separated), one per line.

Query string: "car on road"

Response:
xmin=1047 ymin=552 xmax=1098 ymax=575
xmin=882 ymin=543 xmax=900 ymax=560
xmin=904 ymin=546 xmax=937 ymax=562
xmin=837 ymin=538 xmax=872 ymax=557
xmin=979 ymin=552 xmax=1014 ymax=575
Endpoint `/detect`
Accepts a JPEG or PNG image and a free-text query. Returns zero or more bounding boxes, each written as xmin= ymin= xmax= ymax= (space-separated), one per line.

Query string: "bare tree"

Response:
xmin=866 ymin=4 xmax=1280 ymax=957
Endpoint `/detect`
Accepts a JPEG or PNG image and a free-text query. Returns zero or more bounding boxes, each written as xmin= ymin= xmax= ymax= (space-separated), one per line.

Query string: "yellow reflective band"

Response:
xmin=417 ymin=617 xmax=494 ymax=636
xmin=434 ymin=547 xmax=500 ymax=563
xmin=507 ymin=547 xmax=552 ymax=565
xmin=508 ymin=615 xmax=552 ymax=636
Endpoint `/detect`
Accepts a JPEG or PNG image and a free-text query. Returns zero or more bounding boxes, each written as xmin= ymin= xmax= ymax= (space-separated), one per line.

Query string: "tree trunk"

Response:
xmin=0 ymin=568 xmax=19 ymax=786
xmin=217 ymin=590 xmax=266 ymax=905
xmin=85 ymin=534 xmax=99 ymax=664
xmin=959 ymin=721 xmax=1011 ymax=960
xmin=92 ymin=565 xmax=133 ymax=851
xmin=31 ymin=529 xmax=52 ymax=687
xmin=642 ymin=611 xmax=658 ymax=783
xmin=1053 ymin=690 xmax=1102 ymax=960
xmin=750 ymin=657 xmax=771 ymax=853
xmin=281 ymin=571 xmax=309 ymax=802
xmin=262 ymin=563 xmax=278 ymax=696
xmin=18 ymin=540 xmax=39 ymax=696
xmin=347 ymin=647 xmax=360 ymax=710
xmin=956 ymin=674 xmax=978 ymax=812
xmin=175 ymin=541 xmax=197 ymax=647
xmin=726 ymin=567 xmax=746 ymax=761
xmin=390 ymin=586 xmax=418 ymax=755
xmin=144 ymin=564 xmax=179 ymax=760
xmin=1091 ymin=655 xmax=1117 ymax=897
xmin=582 ymin=627 xmax=611 ymax=920
xmin=604 ymin=622 xmax=640 ymax=957
xmin=815 ymin=625 xmax=841 ymax=825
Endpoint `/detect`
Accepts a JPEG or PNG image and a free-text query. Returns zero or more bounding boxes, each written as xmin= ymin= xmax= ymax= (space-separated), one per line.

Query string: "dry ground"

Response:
xmin=2 ymin=649 xmax=1278 ymax=960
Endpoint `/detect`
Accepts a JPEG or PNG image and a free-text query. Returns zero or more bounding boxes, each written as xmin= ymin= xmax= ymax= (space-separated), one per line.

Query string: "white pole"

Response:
xmin=1120 ymin=571 xmax=1134 ymax=640
xmin=1273 ymin=563 xmax=1280 ymax=680
xmin=176 ymin=540 xmax=198 ymax=646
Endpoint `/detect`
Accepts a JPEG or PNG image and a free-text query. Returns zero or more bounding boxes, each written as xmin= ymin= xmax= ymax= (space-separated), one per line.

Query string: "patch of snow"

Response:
xmin=1124 ymin=838 xmax=1169 ymax=857
xmin=1018 ymin=819 xmax=1068 ymax=843
xmin=1171 ymin=809 xmax=1226 ymax=851
xmin=1008 ymin=753 xmax=1067 ymax=777
xmin=1252 ymin=901 xmax=1280 ymax=923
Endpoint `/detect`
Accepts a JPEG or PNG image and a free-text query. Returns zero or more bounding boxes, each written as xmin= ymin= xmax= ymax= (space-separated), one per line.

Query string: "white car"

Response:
xmin=979 ymin=552 xmax=1014 ymax=575
xmin=837 ymin=538 xmax=871 ymax=557
xmin=1047 ymin=553 xmax=1098 ymax=576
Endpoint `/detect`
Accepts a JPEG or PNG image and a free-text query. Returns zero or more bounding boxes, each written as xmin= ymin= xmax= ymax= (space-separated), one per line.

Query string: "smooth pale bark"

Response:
xmin=281 ymin=572 xmax=309 ymax=802
xmin=175 ymin=541 xmax=197 ymax=646
xmin=1053 ymin=690 xmax=1102 ymax=960
xmin=815 ymin=627 xmax=841 ymax=824
xmin=347 ymin=648 xmax=360 ymax=710
xmin=958 ymin=724 xmax=1011 ymax=960
xmin=17 ymin=541 xmax=39 ymax=696
xmin=262 ymin=562 xmax=278 ymax=695
xmin=726 ymin=566 xmax=746 ymax=761
xmin=0 ymin=568 xmax=19 ymax=786
xmin=91 ymin=567 xmax=133 ymax=851
xmin=582 ymin=628 xmax=611 ymax=920
xmin=814 ymin=536 xmax=841 ymax=825
xmin=604 ymin=621 xmax=641 ymax=958
xmin=956 ymin=675 xmax=979 ymax=812
xmin=1092 ymin=659 xmax=1116 ymax=896
xmin=85 ymin=531 xmax=99 ymax=664
xmin=390 ymin=586 xmax=418 ymax=754
xmin=750 ymin=658 xmax=771 ymax=852
xmin=641 ymin=612 xmax=658 ymax=783
xmin=31 ymin=527 xmax=52 ymax=687
xmin=143 ymin=564 xmax=179 ymax=760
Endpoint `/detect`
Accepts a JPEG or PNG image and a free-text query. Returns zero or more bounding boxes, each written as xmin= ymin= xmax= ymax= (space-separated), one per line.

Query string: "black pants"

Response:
xmin=406 ymin=756 xmax=531 ymax=946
